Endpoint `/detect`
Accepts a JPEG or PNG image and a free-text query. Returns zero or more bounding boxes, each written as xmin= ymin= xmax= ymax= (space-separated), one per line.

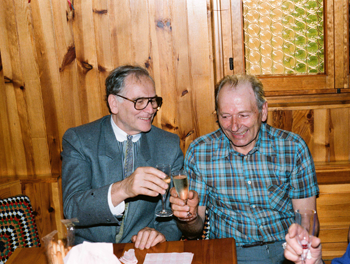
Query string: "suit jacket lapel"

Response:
xmin=100 ymin=116 xmax=124 ymax=183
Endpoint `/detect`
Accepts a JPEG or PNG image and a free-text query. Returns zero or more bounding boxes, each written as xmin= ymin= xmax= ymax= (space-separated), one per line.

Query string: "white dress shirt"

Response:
xmin=108 ymin=116 xmax=141 ymax=216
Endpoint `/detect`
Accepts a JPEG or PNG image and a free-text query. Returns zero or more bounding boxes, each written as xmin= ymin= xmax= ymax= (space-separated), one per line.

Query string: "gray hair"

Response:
xmin=215 ymin=74 xmax=266 ymax=112
xmin=105 ymin=65 xmax=155 ymax=113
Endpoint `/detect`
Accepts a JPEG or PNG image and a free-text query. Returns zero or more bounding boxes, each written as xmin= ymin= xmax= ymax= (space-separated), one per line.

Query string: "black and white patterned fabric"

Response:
xmin=0 ymin=195 xmax=40 ymax=264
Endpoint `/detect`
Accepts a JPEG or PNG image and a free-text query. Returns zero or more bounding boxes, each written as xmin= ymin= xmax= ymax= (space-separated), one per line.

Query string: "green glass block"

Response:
xmin=294 ymin=21 xmax=306 ymax=32
xmin=283 ymin=43 xmax=292 ymax=54
xmin=307 ymin=42 xmax=318 ymax=53
xmin=307 ymin=55 xmax=318 ymax=67
xmin=306 ymin=14 xmax=318 ymax=24
xmin=307 ymin=28 xmax=318 ymax=39
xmin=295 ymin=63 xmax=306 ymax=73
xmin=243 ymin=0 xmax=324 ymax=76
xmin=283 ymin=56 xmax=296 ymax=68
xmin=294 ymin=6 xmax=305 ymax=16
xmin=317 ymin=49 xmax=324 ymax=59
xmin=307 ymin=1 xmax=318 ymax=9
xmin=271 ymin=8 xmax=283 ymax=18
xmin=295 ymin=35 xmax=306 ymax=46
xmin=317 ymin=62 xmax=324 ymax=72
xmin=282 ymin=15 xmax=294 ymax=25
xmin=282 ymin=29 xmax=295 ymax=40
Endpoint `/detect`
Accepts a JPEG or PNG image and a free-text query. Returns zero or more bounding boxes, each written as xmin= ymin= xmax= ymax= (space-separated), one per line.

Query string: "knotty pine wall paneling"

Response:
xmin=0 ymin=0 xmax=218 ymax=177
xmin=1 ymin=0 xmax=350 ymax=247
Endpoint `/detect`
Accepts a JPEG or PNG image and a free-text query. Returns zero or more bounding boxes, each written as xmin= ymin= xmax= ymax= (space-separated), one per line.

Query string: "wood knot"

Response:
xmin=181 ymin=90 xmax=188 ymax=97
xmin=145 ymin=57 xmax=152 ymax=70
xmin=80 ymin=60 xmax=93 ymax=73
xmin=93 ymin=9 xmax=107 ymax=14
xmin=98 ymin=65 xmax=106 ymax=72
xmin=60 ymin=45 xmax=76 ymax=72
xmin=164 ymin=123 xmax=178 ymax=130
xmin=4 ymin=76 xmax=12 ymax=84
xmin=48 ymin=207 xmax=54 ymax=213
xmin=181 ymin=129 xmax=194 ymax=140
xmin=156 ymin=19 xmax=172 ymax=31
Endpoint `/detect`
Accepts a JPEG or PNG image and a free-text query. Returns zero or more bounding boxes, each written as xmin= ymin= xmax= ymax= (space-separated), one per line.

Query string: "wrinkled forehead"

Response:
xmin=218 ymin=82 xmax=256 ymax=106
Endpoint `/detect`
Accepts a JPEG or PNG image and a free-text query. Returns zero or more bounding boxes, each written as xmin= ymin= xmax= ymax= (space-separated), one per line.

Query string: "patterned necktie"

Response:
xmin=124 ymin=135 xmax=134 ymax=178
xmin=116 ymin=135 xmax=133 ymax=243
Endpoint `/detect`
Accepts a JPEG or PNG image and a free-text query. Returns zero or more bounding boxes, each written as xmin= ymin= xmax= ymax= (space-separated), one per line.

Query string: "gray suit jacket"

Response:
xmin=61 ymin=115 xmax=184 ymax=245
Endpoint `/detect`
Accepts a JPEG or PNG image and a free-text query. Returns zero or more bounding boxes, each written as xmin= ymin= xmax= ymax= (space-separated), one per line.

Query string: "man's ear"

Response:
xmin=261 ymin=101 xmax=268 ymax=122
xmin=108 ymin=94 xmax=119 ymax=114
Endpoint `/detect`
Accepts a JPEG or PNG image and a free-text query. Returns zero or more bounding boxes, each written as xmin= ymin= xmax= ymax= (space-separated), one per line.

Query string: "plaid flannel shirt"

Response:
xmin=185 ymin=123 xmax=319 ymax=246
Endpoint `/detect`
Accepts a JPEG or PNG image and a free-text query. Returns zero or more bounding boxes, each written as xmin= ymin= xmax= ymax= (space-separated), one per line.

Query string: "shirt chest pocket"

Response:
xmin=266 ymin=157 xmax=292 ymax=212
xmin=268 ymin=183 xmax=291 ymax=212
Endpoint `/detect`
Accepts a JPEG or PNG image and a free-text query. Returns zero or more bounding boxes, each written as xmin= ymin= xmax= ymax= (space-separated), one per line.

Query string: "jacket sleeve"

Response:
xmin=61 ymin=128 xmax=121 ymax=227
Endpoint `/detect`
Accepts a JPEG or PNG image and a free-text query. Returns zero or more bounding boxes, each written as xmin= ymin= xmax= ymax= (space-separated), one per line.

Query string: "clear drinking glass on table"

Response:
xmin=295 ymin=209 xmax=317 ymax=263
xmin=155 ymin=164 xmax=173 ymax=217
xmin=172 ymin=169 xmax=197 ymax=221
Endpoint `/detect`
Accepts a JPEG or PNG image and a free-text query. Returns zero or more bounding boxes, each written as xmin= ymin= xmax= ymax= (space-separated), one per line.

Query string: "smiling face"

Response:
xmin=217 ymin=82 xmax=268 ymax=155
xmin=109 ymin=74 xmax=158 ymax=135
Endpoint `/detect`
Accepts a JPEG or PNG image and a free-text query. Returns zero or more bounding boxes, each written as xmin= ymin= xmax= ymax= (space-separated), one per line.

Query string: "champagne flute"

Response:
xmin=172 ymin=169 xmax=197 ymax=221
xmin=155 ymin=164 xmax=173 ymax=217
xmin=295 ymin=209 xmax=317 ymax=263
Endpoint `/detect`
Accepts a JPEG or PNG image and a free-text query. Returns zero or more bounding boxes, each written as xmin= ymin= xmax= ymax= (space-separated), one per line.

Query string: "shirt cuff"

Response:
xmin=108 ymin=184 xmax=125 ymax=216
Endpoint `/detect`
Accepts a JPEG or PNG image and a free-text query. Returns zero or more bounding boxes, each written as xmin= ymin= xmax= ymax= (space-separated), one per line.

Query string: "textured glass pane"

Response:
xmin=243 ymin=0 xmax=324 ymax=76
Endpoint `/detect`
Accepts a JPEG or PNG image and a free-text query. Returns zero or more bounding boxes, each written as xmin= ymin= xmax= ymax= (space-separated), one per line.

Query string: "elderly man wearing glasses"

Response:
xmin=61 ymin=65 xmax=183 ymax=249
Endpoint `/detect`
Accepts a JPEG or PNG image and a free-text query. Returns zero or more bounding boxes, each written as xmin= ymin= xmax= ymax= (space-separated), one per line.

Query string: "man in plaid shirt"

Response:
xmin=170 ymin=74 xmax=319 ymax=263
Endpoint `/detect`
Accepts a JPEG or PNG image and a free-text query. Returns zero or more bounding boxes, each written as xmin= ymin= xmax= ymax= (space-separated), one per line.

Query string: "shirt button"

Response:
xmin=259 ymin=225 xmax=263 ymax=229
xmin=248 ymin=180 xmax=252 ymax=185
xmin=252 ymin=205 xmax=256 ymax=208
xmin=106 ymin=219 xmax=111 ymax=222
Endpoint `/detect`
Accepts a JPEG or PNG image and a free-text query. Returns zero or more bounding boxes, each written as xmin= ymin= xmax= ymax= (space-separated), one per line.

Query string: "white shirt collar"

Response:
xmin=110 ymin=116 xmax=141 ymax=143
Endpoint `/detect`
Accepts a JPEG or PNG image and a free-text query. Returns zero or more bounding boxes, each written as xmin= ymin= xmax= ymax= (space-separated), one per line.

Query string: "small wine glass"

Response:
xmin=172 ymin=169 xmax=197 ymax=221
xmin=295 ymin=209 xmax=317 ymax=263
xmin=155 ymin=164 xmax=173 ymax=217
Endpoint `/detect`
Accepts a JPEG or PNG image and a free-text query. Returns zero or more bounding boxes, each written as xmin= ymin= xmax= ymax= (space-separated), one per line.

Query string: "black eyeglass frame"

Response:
xmin=115 ymin=94 xmax=163 ymax=110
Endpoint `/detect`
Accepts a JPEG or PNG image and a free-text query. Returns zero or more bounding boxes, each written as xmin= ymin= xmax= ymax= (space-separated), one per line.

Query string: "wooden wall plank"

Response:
xmin=187 ymin=0 xmax=217 ymax=137
xmin=109 ymin=1 xmax=133 ymax=66
xmin=51 ymin=0 xmax=82 ymax=136
xmin=219 ymin=0 xmax=234 ymax=77
xmin=313 ymin=109 xmax=329 ymax=162
xmin=334 ymin=0 xmax=348 ymax=88
xmin=92 ymin=0 xmax=113 ymax=118
xmin=0 ymin=0 xmax=32 ymax=175
xmin=72 ymin=0 xmax=104 ymax=124
xmin=331 ymin=108 xmax=349 ymax=160
xmin=267 ymin=106 xmax=350 ymax=163
xmin=151 ymin=0 xmax=175 ymax=131
xmin=1 ymin=0 xmax=349 ymax=177
xmin=325 ymin=0 xmax=335 ymax=89
xmin=170 ymin=0 xmax=198 ymax=151
xmin=212 ymin=0 xmax=224 ymax=80
xmin=130 ymin=0 xmax=151 ymax=65
xmin=230 ymin=0 xmax=245 ymax=74
xmin=0 ymin=52 xmax=14 ymax=175
xmin=29 ymin=0 xmax=65 ymax=175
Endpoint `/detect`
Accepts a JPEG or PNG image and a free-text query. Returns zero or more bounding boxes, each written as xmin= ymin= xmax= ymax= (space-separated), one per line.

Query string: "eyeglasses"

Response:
xmin=116 ymin=94 xmax=163 ymax=110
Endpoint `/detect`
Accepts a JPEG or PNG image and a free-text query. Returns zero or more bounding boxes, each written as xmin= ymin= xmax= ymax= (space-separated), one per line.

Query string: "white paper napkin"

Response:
xmin=143 ymin=253 xmax=194 ymax=264
xmin=64 ymin=241 xmax=121 ymax=264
